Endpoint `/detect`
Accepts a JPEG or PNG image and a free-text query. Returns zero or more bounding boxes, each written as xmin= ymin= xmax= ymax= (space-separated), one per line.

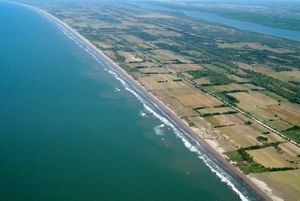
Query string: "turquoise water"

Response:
xmin=136 ymin=2 xmax=300 ymax=42
xmin=0 ymin=2 xmax=259 ymax=201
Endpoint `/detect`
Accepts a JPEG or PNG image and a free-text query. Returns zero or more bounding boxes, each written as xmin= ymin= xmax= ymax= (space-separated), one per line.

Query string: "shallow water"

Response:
xmin=0 ymin=2 xmax=259 ymax=201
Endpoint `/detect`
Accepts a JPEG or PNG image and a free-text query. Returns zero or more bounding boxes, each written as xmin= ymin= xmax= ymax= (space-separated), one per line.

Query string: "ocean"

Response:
xmin=0 ymin=2 xmax=259 ymax=201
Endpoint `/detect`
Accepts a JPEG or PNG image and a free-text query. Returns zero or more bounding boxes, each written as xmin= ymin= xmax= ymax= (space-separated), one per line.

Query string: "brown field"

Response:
xmin=121 ymin=35 xmax=156 ymax=49
xmin=107 ymin=35 xmax=123 ymax=43
xmin=166 ymin=63 xmax=203 ymax=72
xmin=94 ymin=41 xmax=113 ymax=49
xmin=218 ymin=42 xmax=293 ymax=54
xmin=248 ymin=147 xmax=295 ymax=168
xmin=177 ymin=92 xmax=223 ymax=108
xmin=217 ymin=124 xmax=262 ymax=147
xmin=138 ymin=74 xmax=184 ymax=91
xmin=202 ymin=64 xmax=228 ymax=74
xmin=129 ymin=62 xmax=159 ymax=68
xmin=184 ymin=50 xmax=203 ymax=57
xmin=103 ymin=51 xmax=117 ymax=61
xmin=266 ymin=104 xmax=300 ymax=125
xmin=181 ymin=72 xmax=194 ymax=79
xmin=249 ymin=122 xmax=285 ymax=143
xmin=270 ymin=71 xmax=300 ymax=82
xmin=227 ymin=74 xmax=249 ymax=83
xmin=267 ymin=133 xmax=287 ymax=143
xmin=252 ymin=170 xmax=300 ymax=201
xmin=267 ymin=119 xmax=295 ymax=131
xmin=208 ymin=83 xmax=249 ymax=92
xmin=205 ymin=113 xmax=247 ymax=127
xmin=140 ymin=73 xmax=223 ymax=111
xmin=154 ymin=90 xmax=195 ymax=117
xmin=242 ymin=83 xmax=265 ymax=90
xmin=122 ymin=34 xmax=145 ymax=43
xmin=236 ymin=62 xmax=273 ymax=74
xmin=230 ymin=91 xmax=300 ymax=130
xmin=194 ymin=77 xmax=211 ymax=85
xmin=151 ymin=49 xmax=192 ymax=64
xmin=198 ymin=107 xmax=236 ymax=114
xmin=139 ymin=74 xmax=221 ymax=114
xmin=145 ymin=29 xmax=182 ymax=37
xmin=118 ymin=51 xmax=143 ymax=63
xmin=279 ymin=142 xmax=300 ymax=159
xmin=166 ymin=63 xmax=204 ymax=72
xmin=139 ymin=67 xmax=171 ymax=74
xmin=229 ymin=89 xmax=278 ymax=114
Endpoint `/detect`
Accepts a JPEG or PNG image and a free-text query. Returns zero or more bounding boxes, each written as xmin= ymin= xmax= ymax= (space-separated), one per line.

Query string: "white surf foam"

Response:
xmin=154 ymin=124 xmax=165 ymax=136
xmin=114 ymin=87 xmax=121 ymax=92
xmin=139 ymin=111 xmax=147 ymax=117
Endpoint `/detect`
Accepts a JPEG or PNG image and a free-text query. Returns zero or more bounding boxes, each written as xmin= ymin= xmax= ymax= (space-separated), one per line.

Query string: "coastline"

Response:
xmin=9 ymin=1 xmax=272 ymax=200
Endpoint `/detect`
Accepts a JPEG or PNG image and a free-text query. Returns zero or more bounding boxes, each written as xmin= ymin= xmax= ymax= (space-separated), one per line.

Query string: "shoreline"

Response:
xmin=10 ymin=1 xmax=271 ymax=200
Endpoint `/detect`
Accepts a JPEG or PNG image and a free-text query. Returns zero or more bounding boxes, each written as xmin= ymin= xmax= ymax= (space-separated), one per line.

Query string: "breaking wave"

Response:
xmin=154 ymin=124 xmax=165 ymax=136
xmin=114 ymin=87 xmax=121 ymax=92
xmin=139 ymin=111 xmax=147 ymax=117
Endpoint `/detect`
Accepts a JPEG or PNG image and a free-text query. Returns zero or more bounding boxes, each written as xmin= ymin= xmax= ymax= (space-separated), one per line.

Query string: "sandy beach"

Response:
xmin=12 ymin=2 xmax=275 ymax=200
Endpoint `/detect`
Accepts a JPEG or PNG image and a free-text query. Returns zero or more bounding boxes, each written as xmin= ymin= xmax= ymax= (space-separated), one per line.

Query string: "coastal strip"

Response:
xmin=8 ymin=1 xmax=271 ymax=200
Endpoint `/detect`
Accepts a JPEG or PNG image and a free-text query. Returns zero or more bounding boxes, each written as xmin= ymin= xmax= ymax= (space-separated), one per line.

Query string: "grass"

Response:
xmin=187 ymin=69 xmax=233 ymax=86
xmin=245 ymin=71 xmax=300 ymax=104
xmin=215 ymin=92 xmax=239 ymax=105
xmin=217 ymin=124 xmax=262 ymax=147
xmin=248 ymin=147 xmax=296 ymax=168
xmin=226 ymin=149 xmax=268 ymax=174
xmin=283 ymin=125 xmax=300 ymax=144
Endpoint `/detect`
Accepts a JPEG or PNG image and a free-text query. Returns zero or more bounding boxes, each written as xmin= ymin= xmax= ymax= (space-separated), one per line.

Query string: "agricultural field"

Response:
xmin=230 ymin=91 xmax=300 ymax=133
xmin=205 ymin=113 xmax=247 ymax=127
xmin=207 ymin=83 xmax=264 ymax=93
xmin=270 ymin=70 xmax=300 ymax=83
xmin=218 ymin=124 xmax=263 ymax=148
xmin=251 ymin=169 xmax=300 ymax=201
xmin=247 ymin=146 xmax=298 ymax=168
xmin=166 ymin=63 xmax=204 ymax=73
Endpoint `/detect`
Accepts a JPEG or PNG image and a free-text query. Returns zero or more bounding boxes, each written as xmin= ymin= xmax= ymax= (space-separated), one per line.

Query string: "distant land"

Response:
xmin=148 ymin=0 xmax=300 ymax=31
